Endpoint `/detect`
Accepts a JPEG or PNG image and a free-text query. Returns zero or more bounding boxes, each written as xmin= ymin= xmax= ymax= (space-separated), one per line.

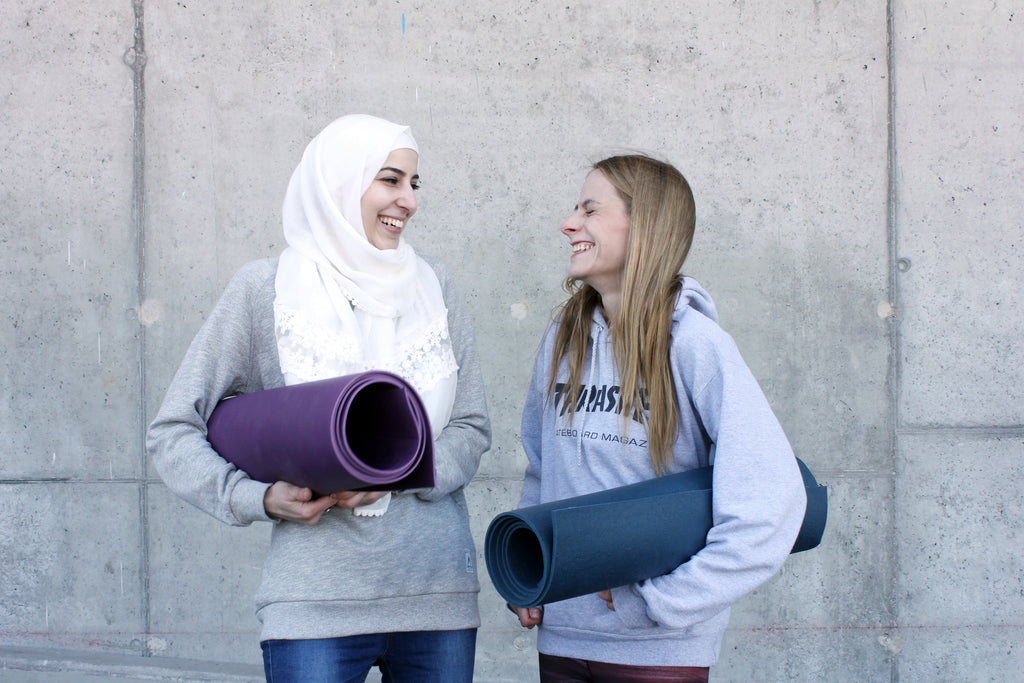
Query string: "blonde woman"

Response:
xmin=510 ymin=155 xmax=806 ymax=682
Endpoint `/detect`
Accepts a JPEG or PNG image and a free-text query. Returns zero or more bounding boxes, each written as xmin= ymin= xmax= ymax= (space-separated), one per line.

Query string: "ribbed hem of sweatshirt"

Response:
xmin=538 ymin=627 xmax=721 ymax=668
xmin=257 ymin=593 xmax=480 ymax=641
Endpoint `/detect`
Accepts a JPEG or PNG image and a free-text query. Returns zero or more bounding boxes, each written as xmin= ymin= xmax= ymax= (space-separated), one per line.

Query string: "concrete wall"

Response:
xmin=1 ymin=1 xmax=1021 ymax=681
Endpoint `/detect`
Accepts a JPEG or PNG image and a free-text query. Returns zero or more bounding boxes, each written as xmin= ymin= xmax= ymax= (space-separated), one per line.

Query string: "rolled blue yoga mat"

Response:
xmin=206 ymin=371 xmax=435 ymax=493
xmin=485 ymin=459 xmax=826 ymax=608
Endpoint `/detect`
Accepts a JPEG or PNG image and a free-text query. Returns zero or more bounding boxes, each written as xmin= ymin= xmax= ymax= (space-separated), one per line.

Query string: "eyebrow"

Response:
xmin=577 ymin=198 xmax=598 ymax=211
xmin=378 ymin=166 xmax=420 ymax=180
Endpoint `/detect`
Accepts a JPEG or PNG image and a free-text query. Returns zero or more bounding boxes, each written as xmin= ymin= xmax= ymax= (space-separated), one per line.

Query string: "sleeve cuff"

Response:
xmin=230 ymin=478 xmax=274 ymax=525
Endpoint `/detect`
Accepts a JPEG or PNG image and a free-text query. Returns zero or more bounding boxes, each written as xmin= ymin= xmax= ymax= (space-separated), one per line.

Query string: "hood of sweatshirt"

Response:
xmin=588 ymin=277 xmax=718 ymax=335
xmin=675 ymin=276 xmax=718 ymax=325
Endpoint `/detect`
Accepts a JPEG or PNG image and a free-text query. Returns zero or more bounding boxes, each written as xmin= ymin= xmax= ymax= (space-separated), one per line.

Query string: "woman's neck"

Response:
xmin=597 ymin=292 xmax=621 ymax=326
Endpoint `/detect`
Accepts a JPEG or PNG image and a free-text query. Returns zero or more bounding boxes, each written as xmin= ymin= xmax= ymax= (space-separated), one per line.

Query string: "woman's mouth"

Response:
xmin=379 ymin=216 xmax=405 ymax=233
xmin=571 ymin=241 xmax=594 ymax=255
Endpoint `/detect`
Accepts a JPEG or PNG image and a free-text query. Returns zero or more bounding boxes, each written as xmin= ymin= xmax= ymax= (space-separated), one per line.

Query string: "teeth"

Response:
xmin=572 ymin=243 xmax=593 ymax=253
xmin=380 ymin=216 xmax=404 ymax=229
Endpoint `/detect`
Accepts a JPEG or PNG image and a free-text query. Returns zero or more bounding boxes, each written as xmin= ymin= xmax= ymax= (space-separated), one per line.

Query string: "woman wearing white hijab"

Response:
xmin=148 ymin=115 xmax=491 ymax=682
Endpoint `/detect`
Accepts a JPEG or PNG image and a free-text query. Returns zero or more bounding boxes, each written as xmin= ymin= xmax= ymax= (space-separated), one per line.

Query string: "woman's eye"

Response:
xmin=411 ymin=182 xmax=421 ymax=191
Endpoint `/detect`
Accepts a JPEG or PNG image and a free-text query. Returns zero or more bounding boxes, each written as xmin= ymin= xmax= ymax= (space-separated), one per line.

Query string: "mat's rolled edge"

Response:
xmin=383 ymin=376 xmax=435 ymax=489
xmin=331 ymin=372 xmax=431 ymax=487
xmin=484 ymin=514 xmax=548 ymax=608
xmin=792 ymin=458 xmax=828 ymax=553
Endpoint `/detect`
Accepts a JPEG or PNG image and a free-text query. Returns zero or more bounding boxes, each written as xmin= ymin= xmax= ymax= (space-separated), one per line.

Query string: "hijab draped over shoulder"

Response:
xmin=273 ymin=114 xmax=457 ymax=437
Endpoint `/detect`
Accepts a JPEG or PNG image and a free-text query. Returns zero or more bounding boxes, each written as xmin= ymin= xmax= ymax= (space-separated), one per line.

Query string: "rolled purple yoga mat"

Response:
xmin=206 ymin=371 xmax=435 ymax=493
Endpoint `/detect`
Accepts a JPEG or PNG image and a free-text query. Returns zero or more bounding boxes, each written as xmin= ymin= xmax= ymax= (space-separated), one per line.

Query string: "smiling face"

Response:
xmin=359 ymin=148 xmax=420 ymax=250
xmin=561 ymin=170 xmax=631 ymax=309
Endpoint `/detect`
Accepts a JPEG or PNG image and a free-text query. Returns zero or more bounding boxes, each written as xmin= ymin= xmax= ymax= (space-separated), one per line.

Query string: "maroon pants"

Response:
xmin=539 ymin=653 xmax=710 ymax=683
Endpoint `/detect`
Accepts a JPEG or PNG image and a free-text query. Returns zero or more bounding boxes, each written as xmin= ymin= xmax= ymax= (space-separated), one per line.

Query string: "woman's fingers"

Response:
xmin=264 ymin=482 xmax=334 ymax=525
xmin=331 ymin=490 xmax=389 ymax=509
xmin=507 ymin=603 xmax=544 ymax=628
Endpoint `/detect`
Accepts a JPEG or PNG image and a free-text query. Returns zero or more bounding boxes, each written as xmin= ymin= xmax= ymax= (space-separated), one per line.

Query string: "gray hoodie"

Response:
xmin=147 ymin=257 xmax=490 ymax=641
xmin=519 ymin=277 xmax=806 ymax=667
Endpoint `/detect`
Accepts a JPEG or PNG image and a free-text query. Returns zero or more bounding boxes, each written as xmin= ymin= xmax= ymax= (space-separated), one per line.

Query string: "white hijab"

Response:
xmin=273 ymin=115 xmax=457 ymax=438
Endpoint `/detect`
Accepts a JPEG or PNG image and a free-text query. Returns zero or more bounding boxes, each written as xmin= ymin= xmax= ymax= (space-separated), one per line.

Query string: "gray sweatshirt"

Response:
xmin=519 ymin=278 xmax=806 ymax=666
xmin=147 ymin=257 xmax=491 ymax=640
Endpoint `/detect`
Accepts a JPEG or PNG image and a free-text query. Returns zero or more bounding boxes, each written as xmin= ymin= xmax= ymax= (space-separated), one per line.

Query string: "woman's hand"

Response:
xmin=598 ymin=590 xmax=615 ymax=611
xmin=263 ymin=483 xmax=390 ymax=525
xmin=331 ymin=490 xmax=389 ymax=510
xmin=263 ymin=481 xmax=336 ymax=525
xmin=508 ymin=603 xmax=544 ymax=629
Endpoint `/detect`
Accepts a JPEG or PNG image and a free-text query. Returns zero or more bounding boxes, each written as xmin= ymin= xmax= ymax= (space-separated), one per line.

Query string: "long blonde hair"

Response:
xmin=548 ymin=154 xmax=696 ymax=474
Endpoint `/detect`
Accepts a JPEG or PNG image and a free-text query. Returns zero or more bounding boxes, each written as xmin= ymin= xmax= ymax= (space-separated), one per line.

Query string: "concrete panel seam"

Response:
xmin=898 ymin=426 xmax=1024 ymax=438
xmin=124 ymin=0 xmax=152 ymax=658
xmin=0 ymin=646 xmax=263 ymax=682
xmin=885 ymin=2 xmax=901 ymax=682
xmin=0 ymin=479 xmax=134 ymax=485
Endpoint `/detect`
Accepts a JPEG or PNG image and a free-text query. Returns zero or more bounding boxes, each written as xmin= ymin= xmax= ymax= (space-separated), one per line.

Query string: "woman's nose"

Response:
xmin=397 ymin=185 xmax=417 ymax=213
xmin=560 ymin=212 xmax=580 ymax=235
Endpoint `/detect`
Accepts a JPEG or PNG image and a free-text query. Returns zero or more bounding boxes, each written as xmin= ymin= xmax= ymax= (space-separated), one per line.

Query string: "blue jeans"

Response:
xmin=261 ymin=629 xmax=476 ymax=683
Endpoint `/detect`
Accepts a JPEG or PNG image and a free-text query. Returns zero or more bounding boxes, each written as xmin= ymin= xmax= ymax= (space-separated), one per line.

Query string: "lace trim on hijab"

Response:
xmin=394 ymin=314 xmax=460 ymax=391
xmin=275 ymin=306 xmax=458 ymax=394
xmin=274 ymin=306 xmax=362 ymax=380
